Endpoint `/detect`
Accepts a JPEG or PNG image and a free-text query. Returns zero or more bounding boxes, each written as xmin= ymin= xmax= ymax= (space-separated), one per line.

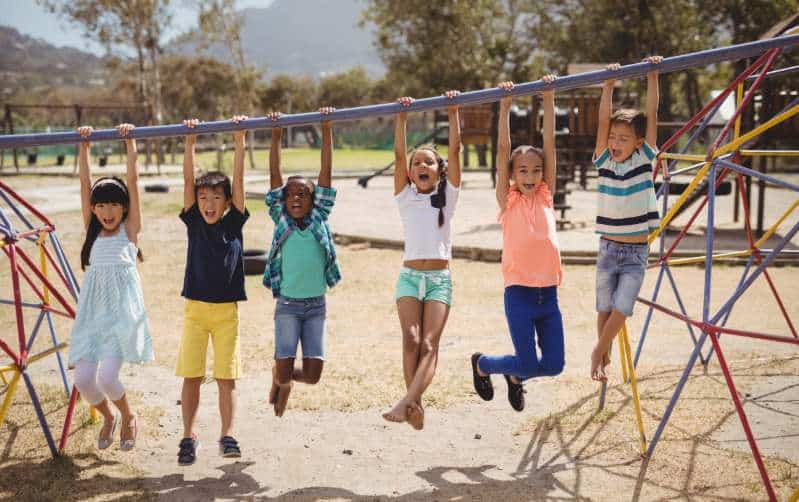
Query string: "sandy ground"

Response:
xmin=0 ymin=179 xmax=798 ymax=500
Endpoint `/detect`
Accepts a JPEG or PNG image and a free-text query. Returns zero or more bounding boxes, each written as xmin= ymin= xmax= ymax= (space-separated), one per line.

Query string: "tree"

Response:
xmin=196 ymin=0 xmax=261 ymax=168
xmin=362 ymin=0 xmax=542 ymax=97
xmin=318 ymin=67 xmax=375 ymax=108
xmin=257 ymin=74 xmax=318 ymax=113
xmin=39 ymin=0 xmax=172 ymax=125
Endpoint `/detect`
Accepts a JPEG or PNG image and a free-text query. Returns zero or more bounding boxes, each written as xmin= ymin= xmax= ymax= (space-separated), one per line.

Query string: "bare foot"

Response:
xmin=407 ymin=402 xmax=424 ymax=430
xmin=382 ymin=399 xmax=410 ymax=423
xmin=269 ymin=366 xmax=279 ymax=405
xmin=591 ymin=347 xmax=608 ymax=381
xmin=274 ymin=382 xmax=292 ymax=417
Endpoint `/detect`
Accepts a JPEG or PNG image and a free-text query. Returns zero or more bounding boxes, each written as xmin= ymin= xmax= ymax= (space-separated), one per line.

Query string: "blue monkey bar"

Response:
xmin=2 ymin=34 xmax=799 ymax=149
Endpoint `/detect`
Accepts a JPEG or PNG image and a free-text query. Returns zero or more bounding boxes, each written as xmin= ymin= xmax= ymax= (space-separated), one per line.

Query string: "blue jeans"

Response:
xmin=596 ymin=238 xmax=649 ymax=317
xmin=274 ymin=296 xmax=326 ymax=360
xmin=478 ymin=286 xmax=565 ymax=381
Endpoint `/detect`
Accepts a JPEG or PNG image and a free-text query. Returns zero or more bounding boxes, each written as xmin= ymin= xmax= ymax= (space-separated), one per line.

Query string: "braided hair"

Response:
xmin=410 ymin=146 xmax=448 ymax=227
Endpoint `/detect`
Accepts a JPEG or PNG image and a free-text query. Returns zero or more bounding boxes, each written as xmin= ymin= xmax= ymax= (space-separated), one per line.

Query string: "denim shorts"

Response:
xmin=395 ymin=267 xmax=452 ymax=305
xmin=274 ymin=295 xmax=326 ymax=360
xmin=596 ymin=238 xmax=649 ymax=317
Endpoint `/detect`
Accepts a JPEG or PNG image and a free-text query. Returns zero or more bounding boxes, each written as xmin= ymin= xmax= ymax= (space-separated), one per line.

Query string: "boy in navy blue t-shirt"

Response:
xmin=175 ymin=116 xmax=250 ymax=466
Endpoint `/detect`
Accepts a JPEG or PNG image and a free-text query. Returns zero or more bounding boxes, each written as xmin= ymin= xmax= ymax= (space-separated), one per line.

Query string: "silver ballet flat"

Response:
xmin=120 ymin=415 xmax=137 ymax=452
xmin=98 ymin=412 xmax=119 ymax=450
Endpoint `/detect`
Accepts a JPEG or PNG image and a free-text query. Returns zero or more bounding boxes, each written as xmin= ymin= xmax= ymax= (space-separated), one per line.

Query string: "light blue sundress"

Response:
xmin=68 ymin=225 xmax=154 ymax=366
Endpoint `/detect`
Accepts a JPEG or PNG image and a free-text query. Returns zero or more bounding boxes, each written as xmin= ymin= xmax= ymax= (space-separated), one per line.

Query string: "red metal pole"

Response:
xmin=58 ymin=386 xmax=79 ymax=452
xmin=707 ymin=333 xmax=777 ymax=501
xmin=7 ymin=244 xmax=28 ymax=365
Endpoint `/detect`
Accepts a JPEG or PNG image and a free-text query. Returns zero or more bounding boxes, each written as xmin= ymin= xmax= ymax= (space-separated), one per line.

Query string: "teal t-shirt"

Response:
xmin=279 ymin=228 xmax=327 ymax=298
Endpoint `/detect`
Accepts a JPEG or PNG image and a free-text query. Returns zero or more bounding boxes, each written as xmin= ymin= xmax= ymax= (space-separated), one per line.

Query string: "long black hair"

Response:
xmin=80 ymin=177 xmax=143 ymax=270
xmin=409 ymin=146 xmax=448 ymax=227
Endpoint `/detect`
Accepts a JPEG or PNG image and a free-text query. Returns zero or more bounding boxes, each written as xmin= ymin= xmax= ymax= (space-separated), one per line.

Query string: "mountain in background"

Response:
xmin=0 ymin=25 xmax=108 ymax=98
xmin=173 ymin=0 xmax=384 ymax=78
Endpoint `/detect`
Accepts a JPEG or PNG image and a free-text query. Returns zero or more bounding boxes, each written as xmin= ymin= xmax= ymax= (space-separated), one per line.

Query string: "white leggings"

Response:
xmin=73 ymin=358 xmax=126 ymax=406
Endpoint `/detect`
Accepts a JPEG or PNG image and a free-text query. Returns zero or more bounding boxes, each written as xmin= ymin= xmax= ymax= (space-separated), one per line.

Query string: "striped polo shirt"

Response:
xmin=593 ymin=143 xmax=660 ymax=237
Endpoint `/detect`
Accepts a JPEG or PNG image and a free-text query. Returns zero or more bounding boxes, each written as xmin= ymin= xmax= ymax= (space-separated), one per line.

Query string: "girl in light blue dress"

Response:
xmin=68 ymin=123 xmax=153 ymax=451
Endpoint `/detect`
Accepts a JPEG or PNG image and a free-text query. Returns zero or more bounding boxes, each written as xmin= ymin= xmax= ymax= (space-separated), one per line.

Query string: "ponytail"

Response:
xmin=430 ymin=156 xmax=448 ymax=227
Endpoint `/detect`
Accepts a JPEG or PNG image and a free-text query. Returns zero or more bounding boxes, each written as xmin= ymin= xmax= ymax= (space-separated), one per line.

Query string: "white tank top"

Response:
xmin=395 ymin=181 xmax=459 ymax=261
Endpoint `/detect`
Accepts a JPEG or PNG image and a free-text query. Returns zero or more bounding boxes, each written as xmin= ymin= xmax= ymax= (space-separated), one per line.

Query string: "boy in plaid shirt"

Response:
xmin=263 ymin=107 xmax=341 ymax=417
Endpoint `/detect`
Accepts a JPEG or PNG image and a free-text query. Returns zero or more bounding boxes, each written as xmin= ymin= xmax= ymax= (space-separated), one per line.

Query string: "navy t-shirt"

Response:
xmin=180 ymin=204 xmax=249 ymax=303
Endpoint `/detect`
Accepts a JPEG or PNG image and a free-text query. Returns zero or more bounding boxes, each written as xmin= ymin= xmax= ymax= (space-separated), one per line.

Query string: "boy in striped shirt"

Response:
xmin=590 ymin=56 xmax=662 ymax=381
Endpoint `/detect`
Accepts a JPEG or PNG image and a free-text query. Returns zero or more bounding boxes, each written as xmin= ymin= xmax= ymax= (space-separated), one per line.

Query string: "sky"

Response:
xmin=1 ymin=0 xmax=273 ymax=54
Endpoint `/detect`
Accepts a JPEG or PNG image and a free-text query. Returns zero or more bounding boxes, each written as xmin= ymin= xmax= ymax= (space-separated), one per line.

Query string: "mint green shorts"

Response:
xmin=395 ymin=267 xmax=452 ymax=305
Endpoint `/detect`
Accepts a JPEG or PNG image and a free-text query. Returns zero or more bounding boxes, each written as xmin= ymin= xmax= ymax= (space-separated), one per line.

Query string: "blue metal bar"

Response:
xmin=705 ymin=253 xmax=756 ymax=364
xmin=746 ymin=64 xmax=799 ymax=80
xmin=25 ymin=310 xmax=47 ymax=353
xmin=664 ymin=265 xmax=703 ymax=360
xmin=633 ymin=265 xmax=665 ymax=368
xmin=0 ymin=299 xmax=43 ymax=309
xmin=45 ymin=312 xmax=71 ymax=397
xmin=715 ymin=158 xmax=799 ymax=191
xmin=704 ymin=161 xmax=718 ymax=328
xmin=0 ymin=190 xmax=35 ymax=232
xmin=50 ymin=233 xmax=80 ymax=299
xmin=22 ymin=372 xmax=59 ymax=458
xmin=2 ymin=35 xmax=799 ymax=149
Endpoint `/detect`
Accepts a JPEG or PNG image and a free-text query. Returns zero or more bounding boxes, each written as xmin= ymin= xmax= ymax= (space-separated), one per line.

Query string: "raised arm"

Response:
xmin=117 ymin=124 xmax=141 ymax=242
xmin=77 ymin=126 xmax=93 ymax=229
xmin=444 ymin=90 xmax=462 ymax=188
xmin=594 ymin=63 xmax=620 ymax=159
xmin=541 ymin=74 xmax=557 ymax=193
xmin=183 ymin=119 xmax=198 ymax=210
xmin=394 ymin=97 xmax=413 ymax=195
xmin=267 ymin=112 xmax=283 ymax=190
xmin=231 ymin=115 xmax=247 ymax=213
xmin=644 ymin=56 xmax=662 ymax=148
xmin=318 ymin=107 xmax=335 ymax=188
xmin=495 ymin=82 xmax=513 ymax=211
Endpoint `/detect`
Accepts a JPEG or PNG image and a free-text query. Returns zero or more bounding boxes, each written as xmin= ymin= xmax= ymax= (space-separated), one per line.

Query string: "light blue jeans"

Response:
xmin=596 ymin=238 xmax=649 ymax=317
xmin=274 ymin=296 xmax=326 ymax=360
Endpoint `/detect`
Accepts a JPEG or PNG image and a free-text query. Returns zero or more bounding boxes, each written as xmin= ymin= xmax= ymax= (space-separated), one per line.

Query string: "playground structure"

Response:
xmin=0 ymin=180 xmax=82 ymax=457
xmin=0 ymin=33 xmax=797 ymax=499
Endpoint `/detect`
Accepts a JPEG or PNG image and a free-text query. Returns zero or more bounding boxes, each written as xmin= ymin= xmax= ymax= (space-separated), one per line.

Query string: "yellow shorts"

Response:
xmin=176 ymin=300 xmax=241 ymax=380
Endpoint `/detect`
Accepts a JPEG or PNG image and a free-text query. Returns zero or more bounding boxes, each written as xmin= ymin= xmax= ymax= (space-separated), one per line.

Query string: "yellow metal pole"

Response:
xmin=667 ymin=250 xmax=751 ymax=267
xmin=38 ymin=233 xmax=50 ymax=306
xmin=649 ymin=162 xmax=711 ymax=243
xmin=0 ymin=370 xmax=21 ymax=427
xmin=649 ymin=103 xmax=799 ymax=245
xmin=753 ymin=200 xmax=799 ymax=249
xmin=659 ymin=153 xmax=705 ymax=162
xmin=618 ymin=327 xmax=629 ymax=384
xmin=620 ymin=325 xmax=648 ymax=456
xmin=741 ymin=149 xmax=799 ymax=157
xmin=715 ymin=104 xmax=799 ymax=158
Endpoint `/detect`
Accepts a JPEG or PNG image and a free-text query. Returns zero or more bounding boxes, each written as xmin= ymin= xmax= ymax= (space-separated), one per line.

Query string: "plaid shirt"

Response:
xmin=263 ymin=184 xmax=341 ymax=297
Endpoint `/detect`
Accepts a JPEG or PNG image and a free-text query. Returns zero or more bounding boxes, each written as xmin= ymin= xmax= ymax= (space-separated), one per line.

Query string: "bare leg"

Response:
xmin=181 ymin=377 xmax=202 ymax=438
xmin=382 ymin=298 xmax=423 ymax=424
xmin=274 ymin=358 xmax=294 ymax=417
xmin=384 ymin=301 xmax=450 ymax=428
xmin=397 ymin=297 xmax=423 ymax=388
xmin=293 ymin=358 xmax=324 ymax=384
xmin=592 ymin=309 xmax=627 ymax=381
xmin=597 ymin=311 xmax=612 ymax=368
xmin=93 ymin=399 xmax=116 ymax=440
xmin=217 ymin=378 xmax=236 ymax=438
xmin=111 ymin=393 xmax=135 ymax=442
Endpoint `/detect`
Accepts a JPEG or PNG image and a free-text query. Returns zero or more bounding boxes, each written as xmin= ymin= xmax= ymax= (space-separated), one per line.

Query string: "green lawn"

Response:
xmin=8 ymin=146 xmax=454 ymax=174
